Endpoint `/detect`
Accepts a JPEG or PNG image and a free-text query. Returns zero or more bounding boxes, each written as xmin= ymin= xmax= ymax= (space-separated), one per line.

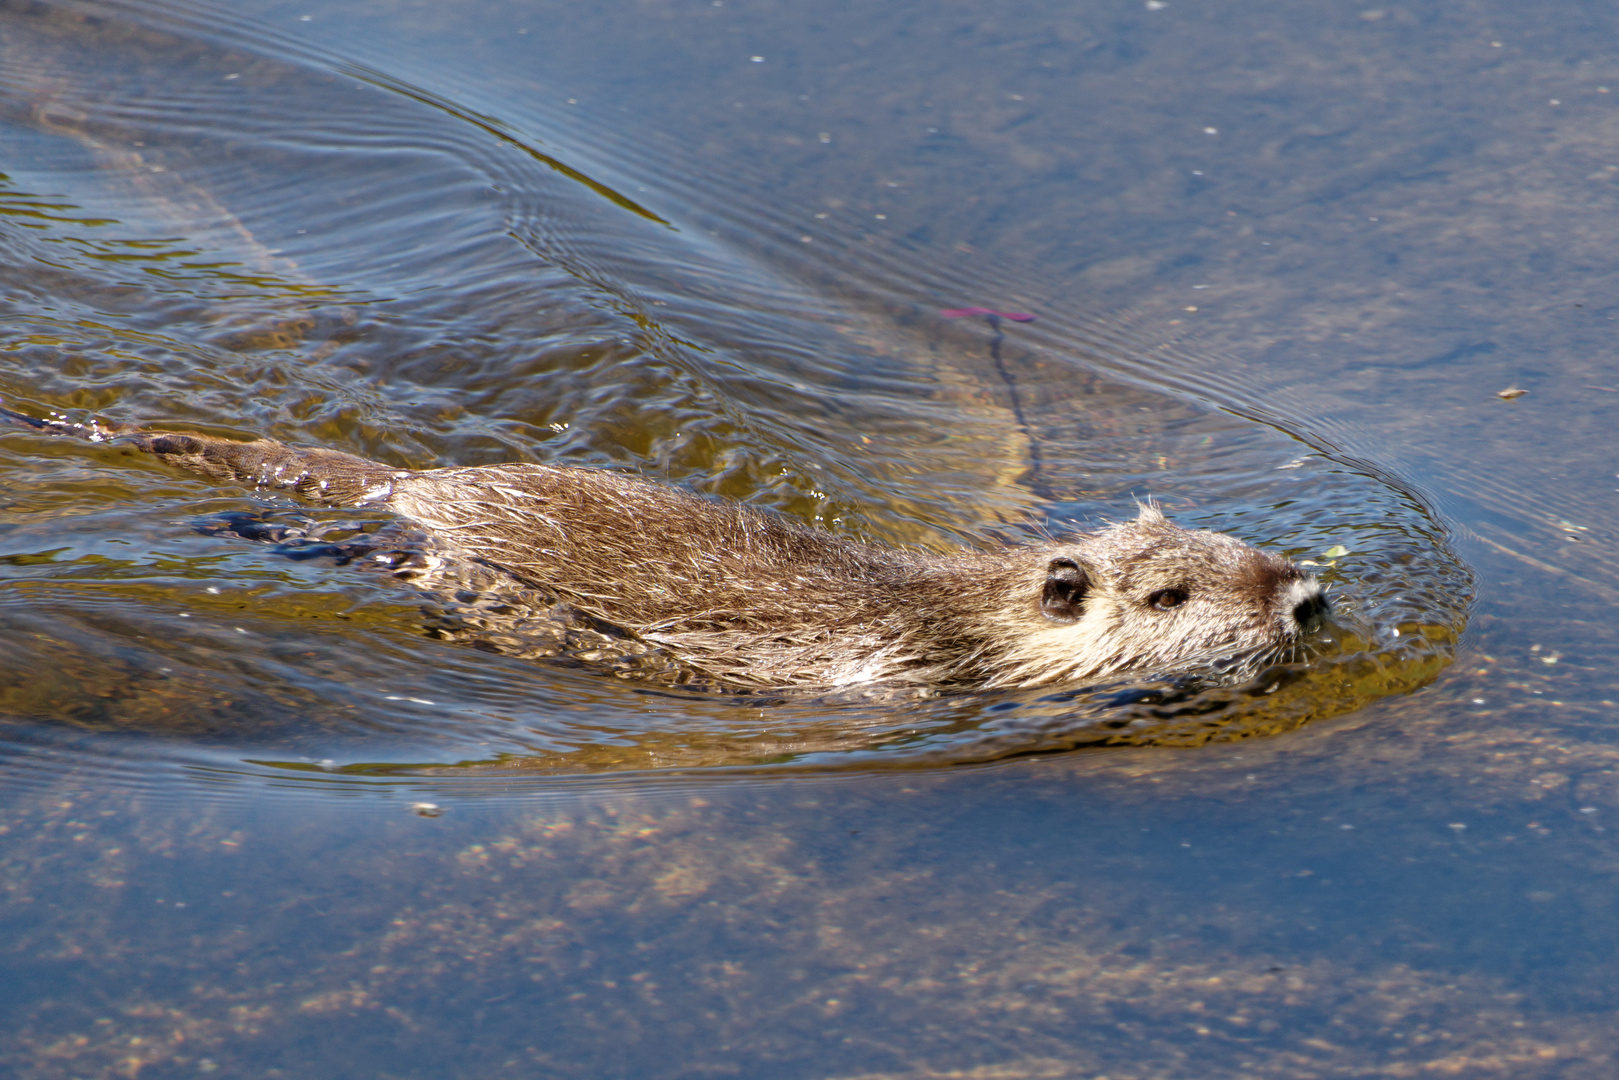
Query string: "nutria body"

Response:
xmin=3 ymin=409 xmax=1328 ymax=692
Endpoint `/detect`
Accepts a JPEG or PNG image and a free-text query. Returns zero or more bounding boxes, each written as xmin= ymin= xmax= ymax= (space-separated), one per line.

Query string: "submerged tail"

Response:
xmin=0 ymin=403 xmax=408 ymax=506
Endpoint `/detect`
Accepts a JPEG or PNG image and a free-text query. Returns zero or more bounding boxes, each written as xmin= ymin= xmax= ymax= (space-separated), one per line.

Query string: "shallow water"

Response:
xmin=1 ymin=0 xmax=1617 ymax=1075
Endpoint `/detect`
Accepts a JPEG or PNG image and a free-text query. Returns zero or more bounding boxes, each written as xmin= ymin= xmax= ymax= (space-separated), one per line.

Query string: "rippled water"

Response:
xmin=2 ymin=0 xmax=1618 ymax=1075
xmin=0 ymin=0 xmax=1468 ymax=780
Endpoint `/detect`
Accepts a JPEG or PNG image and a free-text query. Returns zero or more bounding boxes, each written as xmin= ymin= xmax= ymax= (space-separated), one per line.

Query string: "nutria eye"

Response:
xmin=1149 ymin=588 xmax=1188 ymax=611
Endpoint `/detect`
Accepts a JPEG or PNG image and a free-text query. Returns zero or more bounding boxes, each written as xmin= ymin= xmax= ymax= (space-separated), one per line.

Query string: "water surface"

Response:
xmin=0 ymin=0 xmax=1616 ymax=1075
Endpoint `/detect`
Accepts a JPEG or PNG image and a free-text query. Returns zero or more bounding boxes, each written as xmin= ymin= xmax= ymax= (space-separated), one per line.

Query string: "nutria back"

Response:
xmin=385 ymin=465 xmax=1325 ymax=690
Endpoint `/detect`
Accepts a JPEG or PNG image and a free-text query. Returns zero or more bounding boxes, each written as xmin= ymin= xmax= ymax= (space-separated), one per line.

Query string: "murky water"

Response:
xmin=1 ymin=0 xmax=1616 ymax=1075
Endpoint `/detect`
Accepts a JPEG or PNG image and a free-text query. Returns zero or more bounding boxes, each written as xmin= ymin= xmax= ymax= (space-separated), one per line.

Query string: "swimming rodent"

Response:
xmin=1 ymin=407 xmax=1329 ymax=692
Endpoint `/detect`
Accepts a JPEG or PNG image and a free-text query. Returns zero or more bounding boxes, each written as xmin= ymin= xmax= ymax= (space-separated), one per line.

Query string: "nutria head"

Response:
xmin=985 ymin=505 xmax=1327 ymax=687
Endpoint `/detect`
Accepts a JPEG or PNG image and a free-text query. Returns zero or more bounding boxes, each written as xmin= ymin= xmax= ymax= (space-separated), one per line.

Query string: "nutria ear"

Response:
xmin=1041 ymin=557 xmax=1090 ymax=623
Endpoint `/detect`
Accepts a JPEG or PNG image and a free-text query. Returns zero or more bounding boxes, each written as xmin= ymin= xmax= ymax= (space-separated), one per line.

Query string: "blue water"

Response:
xmin=0 ymin=0 xmax=1616 ymax=1074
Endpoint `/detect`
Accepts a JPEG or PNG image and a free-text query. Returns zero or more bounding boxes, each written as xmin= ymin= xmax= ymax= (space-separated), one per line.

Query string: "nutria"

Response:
xmin=1 ymin=407 xmax=1328 ymax=692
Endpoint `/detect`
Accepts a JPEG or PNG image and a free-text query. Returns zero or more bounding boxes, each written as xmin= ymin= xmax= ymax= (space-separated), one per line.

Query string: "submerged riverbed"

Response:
xmin=1 ymin=0 xmax=1617 ymax=1075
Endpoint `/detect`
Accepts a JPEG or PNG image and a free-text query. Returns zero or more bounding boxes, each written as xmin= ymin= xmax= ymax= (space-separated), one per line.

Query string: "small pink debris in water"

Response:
xmin=939 ymin=307 xmax=1036 ymax=322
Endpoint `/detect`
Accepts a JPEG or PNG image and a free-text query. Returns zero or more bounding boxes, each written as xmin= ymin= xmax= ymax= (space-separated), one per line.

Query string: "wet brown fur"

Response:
xmin=6 ymin=414 xmax=1327 ymax=692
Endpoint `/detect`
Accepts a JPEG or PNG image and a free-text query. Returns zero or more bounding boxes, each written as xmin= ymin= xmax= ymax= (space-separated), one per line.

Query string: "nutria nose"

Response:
xmin=1291 ymin=589 xmax=1329 ymax=632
